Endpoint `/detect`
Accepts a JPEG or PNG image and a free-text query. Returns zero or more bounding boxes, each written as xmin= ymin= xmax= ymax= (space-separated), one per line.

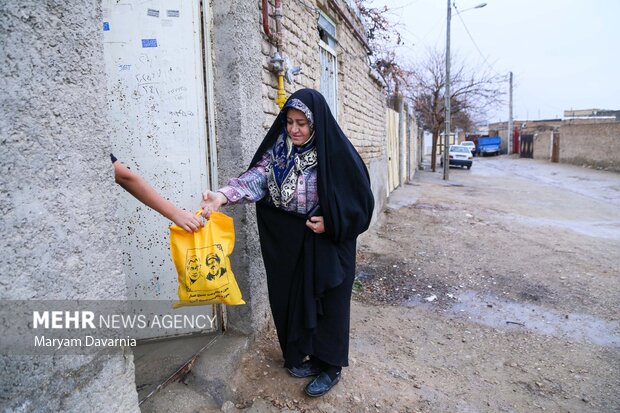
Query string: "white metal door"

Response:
xmin=102 ymin=0 xmax=215 ymax=337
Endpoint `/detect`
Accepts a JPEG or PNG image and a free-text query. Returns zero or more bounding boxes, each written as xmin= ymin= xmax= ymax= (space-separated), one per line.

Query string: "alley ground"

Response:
xmin=223 ymin=155 xmax=619 ymax=413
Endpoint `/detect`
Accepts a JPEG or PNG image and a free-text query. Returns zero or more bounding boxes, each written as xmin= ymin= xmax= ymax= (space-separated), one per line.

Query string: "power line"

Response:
xmin=453 ymin=4 xmax=503 ymax=77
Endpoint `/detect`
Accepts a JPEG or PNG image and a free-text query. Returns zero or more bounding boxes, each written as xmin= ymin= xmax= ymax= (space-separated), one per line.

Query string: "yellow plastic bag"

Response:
xmin=170 ymin=211 xmax=245 ymax=308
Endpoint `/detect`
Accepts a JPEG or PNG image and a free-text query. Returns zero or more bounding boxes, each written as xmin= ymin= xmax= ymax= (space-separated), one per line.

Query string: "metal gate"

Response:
xmin=102 ymin=0 xmax=218 ymax=339
xmin=386 ymin=108 xmax=400 ymax=193
xmin=551 ymin=130 xmax=560 ymax=162
xmin=520 ymin=134 xmax=534 ymax=158
xmin=512 ymin=127 xmax=520 ymax=154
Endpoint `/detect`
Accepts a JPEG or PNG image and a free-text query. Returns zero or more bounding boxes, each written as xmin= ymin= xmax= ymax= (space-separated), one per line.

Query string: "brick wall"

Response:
xmin=259 ymin=0 xmax=386 ymax=165
xmin=560 ymin=120 xmax=620 ymax=171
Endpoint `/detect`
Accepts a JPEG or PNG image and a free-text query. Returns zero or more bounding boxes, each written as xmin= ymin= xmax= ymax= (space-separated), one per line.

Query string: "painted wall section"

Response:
xmin=0 ymin=2 xmax=139 ymax=411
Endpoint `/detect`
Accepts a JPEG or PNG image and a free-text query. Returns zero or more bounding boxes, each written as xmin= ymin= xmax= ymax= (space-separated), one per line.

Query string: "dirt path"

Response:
xmin=228 ymin=156 xmax=620 ymax=413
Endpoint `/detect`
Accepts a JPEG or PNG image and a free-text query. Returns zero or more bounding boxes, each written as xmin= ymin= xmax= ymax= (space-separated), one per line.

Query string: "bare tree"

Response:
xmin=355 ymin=2 xmax=503 ymax=171
xmin=354 ymin=0 xmax=408 ymax=95
xmin=407 ymin=49 xmax=504 ymax=171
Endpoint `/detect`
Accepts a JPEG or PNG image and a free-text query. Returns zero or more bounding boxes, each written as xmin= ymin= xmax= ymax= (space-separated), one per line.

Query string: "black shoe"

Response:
xmin=287 ymin=360 xmax=322 ymax=378
xmin=304 ymin=372 xmax=340 ymax=397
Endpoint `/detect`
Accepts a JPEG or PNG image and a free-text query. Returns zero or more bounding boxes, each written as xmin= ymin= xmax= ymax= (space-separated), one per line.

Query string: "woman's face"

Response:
xmin=286 ymin=108 xmax=312 ymax=146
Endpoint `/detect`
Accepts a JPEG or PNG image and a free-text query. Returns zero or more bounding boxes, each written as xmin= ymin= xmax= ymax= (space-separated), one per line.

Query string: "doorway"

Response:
xmin=551 ymin=131 xmax=560 ymax=162
xmin=520 ymin=134 xmax=534 ymax=158
xmin=102 ymin=0 xmax=220 ymax=403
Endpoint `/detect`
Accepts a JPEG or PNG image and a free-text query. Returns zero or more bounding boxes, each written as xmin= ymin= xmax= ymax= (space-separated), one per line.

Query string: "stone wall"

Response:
xmin=260 ymin=0 xmax=388 ymax=220
xmin=560 ymin=120 xmax=620 ymax=171
xmin=0 ymin=1 xmax=139 ymax=411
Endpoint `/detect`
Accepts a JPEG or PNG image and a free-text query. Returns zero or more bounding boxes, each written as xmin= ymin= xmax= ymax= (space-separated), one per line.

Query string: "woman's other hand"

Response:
xmin=200 ymin=190 xmax=228 ymax=219
xmin=171 ymin=208 xmax=203 ymax=233
xmin=306 ymin=216 xmax=325 ymax=234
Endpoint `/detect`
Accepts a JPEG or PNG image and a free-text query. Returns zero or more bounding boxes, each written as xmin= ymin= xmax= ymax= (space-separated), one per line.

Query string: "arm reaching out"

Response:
xmin=113 ymin=160 xmax=203 ymax=232
xmin=198 ymin=148 xmax=271 ymax=218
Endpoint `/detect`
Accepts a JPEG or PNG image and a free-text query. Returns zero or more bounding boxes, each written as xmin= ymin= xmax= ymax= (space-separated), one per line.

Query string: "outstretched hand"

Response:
xmin=171 ymin=208 xmax=203 ymax=233
xmin=113 ymin=160 xmax=204 ymax=233
xmin=200 ymin=190 xmax=228 ymax=219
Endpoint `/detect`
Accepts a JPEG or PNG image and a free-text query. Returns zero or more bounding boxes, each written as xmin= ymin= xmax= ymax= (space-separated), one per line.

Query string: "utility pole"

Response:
xmin=443 ymin=0 xmax=451 ymax=180
xmin=507 ymin=71 xmax=513 ymax=155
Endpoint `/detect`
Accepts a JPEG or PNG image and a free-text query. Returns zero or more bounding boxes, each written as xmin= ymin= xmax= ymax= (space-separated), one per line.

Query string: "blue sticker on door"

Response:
xmin=141 ymin=39 xmax=158 ymax=48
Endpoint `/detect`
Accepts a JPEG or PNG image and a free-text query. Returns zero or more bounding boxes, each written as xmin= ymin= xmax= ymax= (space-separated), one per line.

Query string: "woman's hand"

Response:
xmin=170 ymin=208 xmax=203 ymax=233
xmin=200 ymin=190 xmax=228 ymax=219
xmin=306 ymin=216 xmax=325 ymax=234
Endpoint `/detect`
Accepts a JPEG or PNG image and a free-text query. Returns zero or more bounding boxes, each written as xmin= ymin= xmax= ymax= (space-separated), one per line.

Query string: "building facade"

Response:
xmin=1 ymin=0 xmax=419 ymax=410
xmin=259 ymin=0 xmax=390 ymax=214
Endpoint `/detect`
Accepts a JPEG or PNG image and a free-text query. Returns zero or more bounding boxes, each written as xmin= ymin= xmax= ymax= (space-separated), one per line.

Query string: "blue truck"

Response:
xmin=476 ymin=135 xmax=501 ymax=156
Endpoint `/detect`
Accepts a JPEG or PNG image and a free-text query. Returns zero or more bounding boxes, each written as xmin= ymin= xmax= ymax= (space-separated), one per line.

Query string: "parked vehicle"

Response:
xmin=460 ymin=141 xmax=476 ymax=156
xmin=477 ymin=135 xmax=501 ymax=156
xmin=440 ymin=145 xmax=473 ymax=169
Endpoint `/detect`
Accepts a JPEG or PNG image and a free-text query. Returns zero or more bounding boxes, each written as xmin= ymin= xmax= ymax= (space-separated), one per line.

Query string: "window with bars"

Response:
xmin=318 ymin=13 xmax=337 ymax=117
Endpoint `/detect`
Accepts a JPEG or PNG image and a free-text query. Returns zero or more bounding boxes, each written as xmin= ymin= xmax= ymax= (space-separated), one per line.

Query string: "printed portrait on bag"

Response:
xmin=186 ymin=255 xmax=202 ymax=285
xmin=171 ymin=211 xmax=244 ymax=307
xmin=205 ymin=252 xmax=227 ymax=280
xmin=184 ymin=244 xmax=229 ymax=292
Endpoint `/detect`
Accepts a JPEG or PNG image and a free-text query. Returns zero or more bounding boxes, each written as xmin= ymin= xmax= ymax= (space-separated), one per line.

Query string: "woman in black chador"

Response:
xmin=200 ymin=88 xmax=374 ymax=396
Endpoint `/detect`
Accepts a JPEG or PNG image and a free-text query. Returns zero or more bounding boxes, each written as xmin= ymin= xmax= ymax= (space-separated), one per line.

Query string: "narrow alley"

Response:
xmin=221 ymin=156 xmax=620 ymax=412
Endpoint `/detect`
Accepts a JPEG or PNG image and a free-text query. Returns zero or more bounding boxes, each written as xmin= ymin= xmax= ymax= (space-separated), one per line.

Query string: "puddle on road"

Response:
xmin=446 ymin=290 xmax=619 ymax=347
xmin=504 ymin=215 xmax=620 ymax=240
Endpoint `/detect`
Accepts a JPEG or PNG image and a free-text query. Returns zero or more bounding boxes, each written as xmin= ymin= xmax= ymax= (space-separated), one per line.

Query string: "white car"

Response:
xmin=440 ymin=145 xmax=474 ymax=169
xmin=460 ymin=141 xmax=476 ymax=156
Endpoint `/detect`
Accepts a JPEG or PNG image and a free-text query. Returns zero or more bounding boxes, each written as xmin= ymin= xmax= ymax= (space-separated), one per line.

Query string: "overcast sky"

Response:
xmin=370 ymin=0 xmax=620 ymax=123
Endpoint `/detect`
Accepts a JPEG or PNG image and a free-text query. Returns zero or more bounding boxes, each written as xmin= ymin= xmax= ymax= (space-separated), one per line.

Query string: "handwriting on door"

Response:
xmin=169 ymin=109 xmax=195 ymax=117
xmin=132 ymin=54 xmax=186 ymax=101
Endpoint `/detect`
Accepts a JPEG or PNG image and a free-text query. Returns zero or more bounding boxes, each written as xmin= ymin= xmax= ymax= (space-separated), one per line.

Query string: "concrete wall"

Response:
xmin=260 ymin=0 xmax=388 ymax=222
xmin=560 ymin=120 xmax=620 ymax=171
xmin=0 ymin=1 xmax=139 ymax=411
xmin=210 ymin=0 xmax=271 ymax=335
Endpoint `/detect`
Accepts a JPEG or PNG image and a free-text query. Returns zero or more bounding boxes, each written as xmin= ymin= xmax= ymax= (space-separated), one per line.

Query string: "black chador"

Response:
xmin=250 ymin=89 xmax=375 ymax=368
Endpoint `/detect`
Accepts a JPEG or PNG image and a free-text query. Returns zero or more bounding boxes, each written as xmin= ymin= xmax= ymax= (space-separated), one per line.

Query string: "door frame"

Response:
xmin=200 ymin=0 xmax=226 ymax=331
xmin=201 ymin=0 xmax=219 ymax=192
